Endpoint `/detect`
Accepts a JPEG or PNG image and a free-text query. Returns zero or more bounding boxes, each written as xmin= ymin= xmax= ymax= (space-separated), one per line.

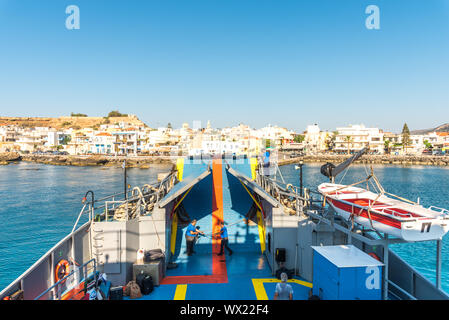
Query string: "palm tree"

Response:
xmin=344 ymin=136 xmax=353 ymax=155
xmin=384 ymin=139 xmax=391 ymax=154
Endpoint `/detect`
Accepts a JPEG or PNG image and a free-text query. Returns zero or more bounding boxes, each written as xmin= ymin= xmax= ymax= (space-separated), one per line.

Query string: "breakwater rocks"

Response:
xmin=0 ymin=152 xmax=22 ymax=165
xmin=20 ymin=155 xmax=175 ymax=169
xmin=279 ymin=154 xmax=449 ymax=167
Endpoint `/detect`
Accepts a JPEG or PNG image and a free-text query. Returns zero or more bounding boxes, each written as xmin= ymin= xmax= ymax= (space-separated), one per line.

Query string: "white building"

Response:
xmin=258 ymin=125 xmax=295 ymax=146
xmin=90 ymin=132 xmax=115 ymax=154
xmin=303 ymin=124 xmax=333 ymax=153
xmin=113 ymin=131 xmax=138 ymax=155
xmin=189 ymin=140 xmax=243 ymax=156
xmin=334 ymin=124 xmax=384 ymax=154
xmin=47 ymin=131 xmax=59 ymax=147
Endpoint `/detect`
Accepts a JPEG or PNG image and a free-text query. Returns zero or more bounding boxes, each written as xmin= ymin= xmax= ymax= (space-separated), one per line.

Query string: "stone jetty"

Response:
xmin=18 ymin=154 xmax=175 ymax=169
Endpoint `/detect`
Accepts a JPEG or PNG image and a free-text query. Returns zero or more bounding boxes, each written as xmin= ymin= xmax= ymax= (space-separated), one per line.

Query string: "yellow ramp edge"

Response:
xmin=250 ymin=157 xmax=258 ymax=180
xmin=256 ymin=210 xmax=266 ymax=254
xmin=174 ymin=284 xmax=187 ymax=300
xmin=170 ymin=213 xmax=178 ymax=255
xmin=176 ymin=158 xmax=184 ymax=181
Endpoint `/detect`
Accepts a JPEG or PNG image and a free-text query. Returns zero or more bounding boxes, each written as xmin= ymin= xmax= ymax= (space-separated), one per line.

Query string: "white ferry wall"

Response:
xmin=89 ymin=205 xmax=170 ymax=286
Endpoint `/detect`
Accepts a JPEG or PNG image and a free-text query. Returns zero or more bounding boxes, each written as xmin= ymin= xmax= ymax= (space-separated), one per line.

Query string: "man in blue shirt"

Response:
xmin=262 ymin=150 xmax=271 ymax=176
xmin=217 ymin=222 xmax=233 ymax=256
xmin=185 ymin=219 xmax=204 ymax=256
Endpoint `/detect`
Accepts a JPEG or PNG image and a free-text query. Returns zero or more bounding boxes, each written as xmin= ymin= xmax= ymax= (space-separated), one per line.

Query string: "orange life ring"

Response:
xmin=55 ymin=259 xmax=70 ymax=283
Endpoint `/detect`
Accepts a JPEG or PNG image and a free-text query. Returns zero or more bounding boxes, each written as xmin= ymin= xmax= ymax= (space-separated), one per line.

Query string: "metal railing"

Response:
xmin=428 ymin=206 xmax=449 ymax=216
xmin=72 ymin=171 xmax=178 ymax=224
xmin=388 ymin=280 xmax=417 ymax=300
xmin=378 ymin=207 xmax=415 ymax=220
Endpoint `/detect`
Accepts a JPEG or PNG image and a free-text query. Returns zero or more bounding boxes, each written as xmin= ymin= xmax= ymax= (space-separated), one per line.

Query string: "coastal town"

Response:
xmin=1 ymin=112 xmax=448 ymax=160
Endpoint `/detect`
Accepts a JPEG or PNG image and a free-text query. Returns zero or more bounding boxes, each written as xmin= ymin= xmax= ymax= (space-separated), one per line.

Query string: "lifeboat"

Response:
xmin=318 ymin=183 xmax=449 ymax=241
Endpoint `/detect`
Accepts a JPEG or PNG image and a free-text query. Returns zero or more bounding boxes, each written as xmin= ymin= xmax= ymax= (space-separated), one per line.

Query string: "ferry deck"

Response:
xmin=125 ymin=158 xmax=312 ymax=300
xmin=1 ymin=156 xmax=448 ymax=301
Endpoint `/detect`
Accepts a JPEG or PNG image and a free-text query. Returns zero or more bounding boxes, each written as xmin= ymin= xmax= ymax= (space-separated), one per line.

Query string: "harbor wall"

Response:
xmin=4 ymin=153 xmax=449 ymax=167
xmin=0 ymin=153 xmax=175 ymax=168
xmin=279 ymin=154 xmax=449 ymax=167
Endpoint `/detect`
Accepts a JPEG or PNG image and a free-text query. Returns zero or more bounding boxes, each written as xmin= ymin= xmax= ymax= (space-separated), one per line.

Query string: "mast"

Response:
xmin=320 ymin=147 xmax=368 ymax=182
xmin=123 ymin=159 xmax=127 ymax=200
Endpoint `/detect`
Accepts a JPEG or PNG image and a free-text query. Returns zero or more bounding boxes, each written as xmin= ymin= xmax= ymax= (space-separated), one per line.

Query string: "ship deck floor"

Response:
xmin=125 ymin=251 xmax=312 ymax=300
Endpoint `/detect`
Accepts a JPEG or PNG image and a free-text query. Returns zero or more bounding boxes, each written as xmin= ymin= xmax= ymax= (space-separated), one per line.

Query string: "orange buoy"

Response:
xmin=55 ymin=259 xmax=71 ymax=283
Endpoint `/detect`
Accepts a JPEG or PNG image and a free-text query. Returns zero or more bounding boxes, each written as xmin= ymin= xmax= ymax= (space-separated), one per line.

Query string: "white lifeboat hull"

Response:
xmin=318 ymin=183 xmax=449 ymax=241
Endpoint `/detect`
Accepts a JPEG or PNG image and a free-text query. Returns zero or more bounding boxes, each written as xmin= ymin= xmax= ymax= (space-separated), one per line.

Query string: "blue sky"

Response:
xmin=0 ymin=0 xmax=448 ymax=132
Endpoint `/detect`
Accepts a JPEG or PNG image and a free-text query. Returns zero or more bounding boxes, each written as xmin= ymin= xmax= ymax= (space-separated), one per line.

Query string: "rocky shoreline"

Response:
xmin=0 ymin=153 xmax=175 ymax=169
xmin=0 ymin=152 xmax=22 ymax=165
xmin=279 ymin=154 xmax=449 ymax=167
xmin=2 ymin=152 xmax=449 ymax=168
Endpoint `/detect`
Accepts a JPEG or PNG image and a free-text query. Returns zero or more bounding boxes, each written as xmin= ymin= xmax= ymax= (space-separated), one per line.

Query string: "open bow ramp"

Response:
xmin=158 ymin=168 xmax=211 ymax=209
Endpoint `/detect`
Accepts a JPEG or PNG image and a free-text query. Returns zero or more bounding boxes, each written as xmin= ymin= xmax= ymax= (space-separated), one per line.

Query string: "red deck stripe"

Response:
xmin=161 ymin=159 xmax=228 ymax=285
xmin=211 ymin=159 xmax=228 ymax=281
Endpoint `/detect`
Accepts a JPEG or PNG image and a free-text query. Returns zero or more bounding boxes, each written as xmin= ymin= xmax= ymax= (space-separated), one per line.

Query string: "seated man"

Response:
xmin=274 ymin=273 xmax=293 ymax=300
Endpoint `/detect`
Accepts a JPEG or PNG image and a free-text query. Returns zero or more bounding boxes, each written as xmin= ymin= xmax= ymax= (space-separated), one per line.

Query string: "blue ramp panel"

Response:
xmin=227 ymin=157 xmax=253 ymax=178
xmin=168 ymin=174 xmax=214 ymax=277
xmin=222 ymin=160 xmax=261 ymax=253
xmin=182 ymin=158 xmax=211 ymax=179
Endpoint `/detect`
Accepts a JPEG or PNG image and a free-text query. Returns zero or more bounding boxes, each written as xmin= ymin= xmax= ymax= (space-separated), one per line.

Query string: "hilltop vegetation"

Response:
xmin=108 ymin=110 xmax=128 ymax=117
xmin=70 ymin=112 xmax=88 ymax=117
xmin=0 ymin=114 xmax=147 ymax=130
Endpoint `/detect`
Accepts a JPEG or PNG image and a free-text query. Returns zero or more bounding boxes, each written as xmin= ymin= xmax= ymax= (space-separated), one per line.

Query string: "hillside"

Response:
xmin=410 ymin=123 xmax=449 ymax=135
xmin=0 ymin=115 xmax=148 ymax=130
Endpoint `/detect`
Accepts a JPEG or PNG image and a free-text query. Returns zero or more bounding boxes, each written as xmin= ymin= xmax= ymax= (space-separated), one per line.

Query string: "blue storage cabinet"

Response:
xmin=312 ymin=245 xmax=384 ymax=300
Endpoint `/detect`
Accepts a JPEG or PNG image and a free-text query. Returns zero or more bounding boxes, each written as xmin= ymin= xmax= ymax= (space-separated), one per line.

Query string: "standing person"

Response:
xmin=274 ymin=273 xmax=293 ymax=300
xmin=217 ymin=222 xmax=233 ymax=256
xmin=185 ymin=219 xmax=204 ymax=256
xmin=262 ymin=150 xmax=271 ymax=176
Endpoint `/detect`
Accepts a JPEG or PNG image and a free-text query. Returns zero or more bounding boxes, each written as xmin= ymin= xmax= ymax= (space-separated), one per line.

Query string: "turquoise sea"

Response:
xmin=0 ymin=161 xmax=448 ymax=295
